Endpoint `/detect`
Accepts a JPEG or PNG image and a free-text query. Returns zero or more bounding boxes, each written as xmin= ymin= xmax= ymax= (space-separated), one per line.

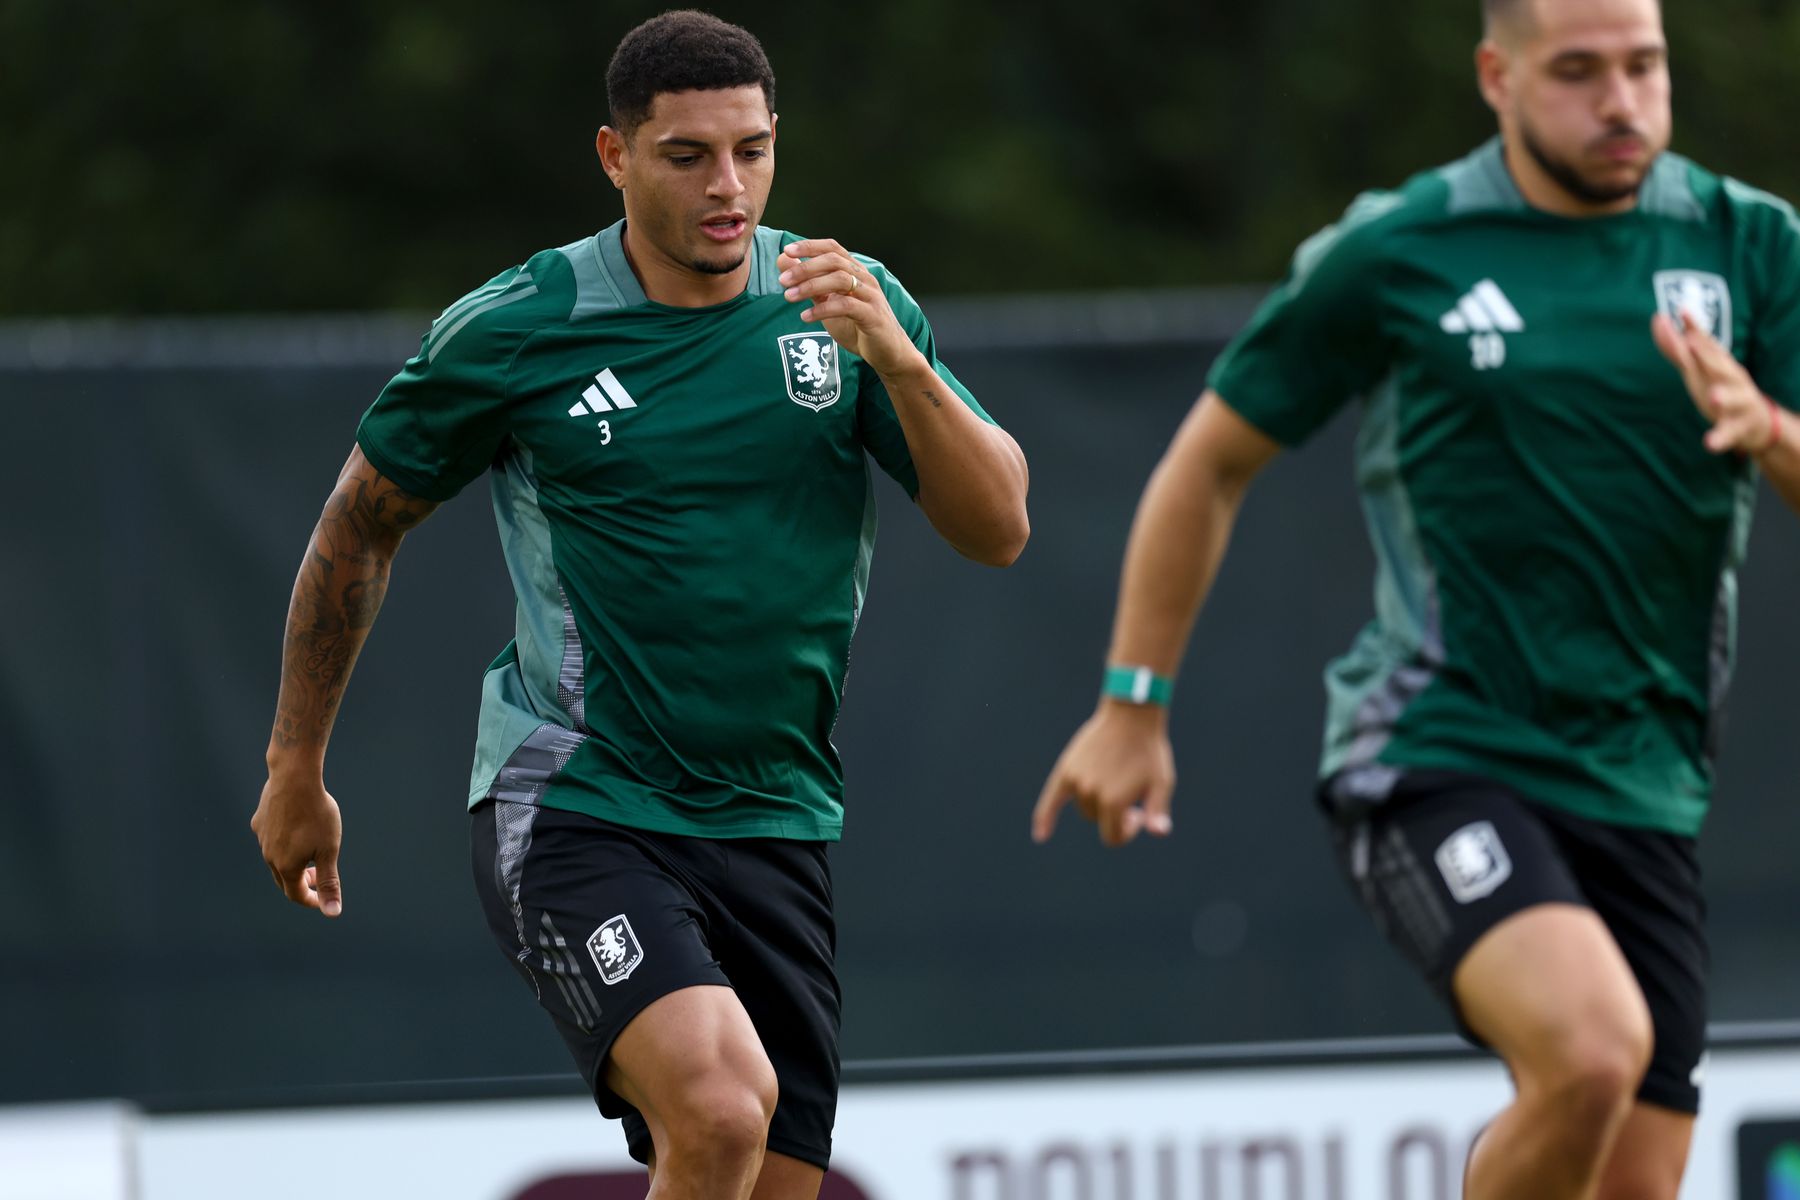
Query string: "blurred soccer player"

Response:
xmin=1034 ymin=1 xmax=1800 ymax=1196
xmin=250 ymin=11 xmax=1027 ymax=1197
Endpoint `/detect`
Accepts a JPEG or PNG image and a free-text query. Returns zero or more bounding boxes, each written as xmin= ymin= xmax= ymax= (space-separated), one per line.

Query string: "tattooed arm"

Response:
xmin=251 ymin=446 xmax=439 ymax=917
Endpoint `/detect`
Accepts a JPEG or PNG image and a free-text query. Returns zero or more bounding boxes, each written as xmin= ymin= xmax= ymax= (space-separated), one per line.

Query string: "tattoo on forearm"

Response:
xmin=271 ymin=464 xmax=436 ymax=752
xmin=923 ymin=388 xmax=943 ymax=409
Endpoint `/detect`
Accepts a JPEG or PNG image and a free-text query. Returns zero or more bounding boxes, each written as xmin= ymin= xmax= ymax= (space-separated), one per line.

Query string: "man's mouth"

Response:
xmin=700 ymin=214 xmax=749 ymax=243
xmin=1594 ymin=132 xmax=1646 ymax=162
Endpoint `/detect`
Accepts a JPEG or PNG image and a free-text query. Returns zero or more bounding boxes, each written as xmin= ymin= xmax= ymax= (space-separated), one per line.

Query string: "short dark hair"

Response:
xmin=606 ymin=10 xmax=776 ymax=137
xmin=1481 ymin=0 xmax=1528 ymax=35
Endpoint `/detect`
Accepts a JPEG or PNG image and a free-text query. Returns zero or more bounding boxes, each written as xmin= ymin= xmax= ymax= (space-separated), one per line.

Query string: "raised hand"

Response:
xmin=1652 ymin=310 xmax=1784 ymax=456
xmin=777 ymin=239 xmax=921 ymax=377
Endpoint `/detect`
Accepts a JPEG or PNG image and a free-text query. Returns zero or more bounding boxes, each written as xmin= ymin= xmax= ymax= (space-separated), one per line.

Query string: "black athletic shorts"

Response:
xmin=470 ymin=799 xmax=841 ymax=1168
xmin=1321 ymin=768 xmax=1707 ymax=1113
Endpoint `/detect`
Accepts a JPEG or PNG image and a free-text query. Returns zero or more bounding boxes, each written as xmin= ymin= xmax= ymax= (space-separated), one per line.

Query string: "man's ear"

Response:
xmin=1475 ymin=39 xmax=1512 ymax=116
xmin=597 ymin=126 xmax=628 ymax=191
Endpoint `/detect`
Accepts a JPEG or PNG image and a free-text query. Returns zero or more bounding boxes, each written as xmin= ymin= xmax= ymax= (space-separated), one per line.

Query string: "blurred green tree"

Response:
xmin=6 ymin=0 xmax=1796 ymax=313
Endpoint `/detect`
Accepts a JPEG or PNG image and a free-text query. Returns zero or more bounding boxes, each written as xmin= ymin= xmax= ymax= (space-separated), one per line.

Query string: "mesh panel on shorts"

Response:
xmin=1369 ymin=825 xmax=1454 ymax=967
xmin=494 ymin=800 xmax=541 ymax=998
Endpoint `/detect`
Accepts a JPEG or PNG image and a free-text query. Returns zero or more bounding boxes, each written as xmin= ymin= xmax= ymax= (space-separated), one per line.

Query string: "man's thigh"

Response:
xmin=1324 ymin=769 xmax=1590 ymax=1012
xmin=1538 ymin=806 xmax=1708 ymax=1114
xmin=707 ymin=835 xmax=841 ymax=1173
xmin=473 ymin=802 xmax=842 ymax=1169
xmin=470 ymin=800 xmax=732 ymax=1135
xmin=1326 ymin=769 xmax=1707 ymax=1111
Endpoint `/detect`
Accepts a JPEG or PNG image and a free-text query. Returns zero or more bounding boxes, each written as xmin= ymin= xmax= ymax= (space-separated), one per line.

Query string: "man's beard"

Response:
xmin=1519 ymin=119 xmax=1654 ymax=206
xmin=689 ymin=251 xmax=749 ymax=275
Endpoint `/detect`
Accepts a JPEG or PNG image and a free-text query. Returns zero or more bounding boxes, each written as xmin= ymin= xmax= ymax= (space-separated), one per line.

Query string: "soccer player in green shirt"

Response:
xmin=1035 ymin=1 xmax=1799 ymax=1197
xmin=250 ymin=11 xmax=1027 ymax=1197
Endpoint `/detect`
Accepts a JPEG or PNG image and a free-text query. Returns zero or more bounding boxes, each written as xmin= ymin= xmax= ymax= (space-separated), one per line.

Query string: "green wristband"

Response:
xmin=1102 ymin=664 xmax=1174 ymax=706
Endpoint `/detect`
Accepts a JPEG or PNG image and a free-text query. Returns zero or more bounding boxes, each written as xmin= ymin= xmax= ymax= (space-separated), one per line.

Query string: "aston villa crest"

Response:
xmin=1654 ymin=270 xmax=1733 ymax=350
xmin=586 ymin=914 xmax=643 ymax=986
xmin=778 ymin=332 xmax=842 ymax=411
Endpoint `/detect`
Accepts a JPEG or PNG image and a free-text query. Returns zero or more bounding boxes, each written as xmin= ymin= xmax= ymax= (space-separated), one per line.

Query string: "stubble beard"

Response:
xmin=1518 ymin=118 xmax=1654 ymax=207
xmin=688 ymin=252 xmax=748 ymax=276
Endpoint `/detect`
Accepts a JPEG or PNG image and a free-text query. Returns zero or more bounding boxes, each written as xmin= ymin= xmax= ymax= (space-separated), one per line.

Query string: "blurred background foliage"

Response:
xmin=7 ymin=0 xmax=1800 ymax=314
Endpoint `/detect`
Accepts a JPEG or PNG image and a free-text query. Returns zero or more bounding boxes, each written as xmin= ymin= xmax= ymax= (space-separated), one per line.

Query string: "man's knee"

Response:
xmin=661 ymin=1063 xmax=779 ymax=1163
xmin=607 ymin=985 xmax=780 ymax=1169
xmin=1521 ymin=1006 xmax=1653 ymax=1132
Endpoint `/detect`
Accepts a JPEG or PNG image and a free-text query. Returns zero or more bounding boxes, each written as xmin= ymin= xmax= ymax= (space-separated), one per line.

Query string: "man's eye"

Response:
xmin=669 ymin=155 xmax=700 ymax=167
xmin=740 ymin=148 xmax=769 ymax=161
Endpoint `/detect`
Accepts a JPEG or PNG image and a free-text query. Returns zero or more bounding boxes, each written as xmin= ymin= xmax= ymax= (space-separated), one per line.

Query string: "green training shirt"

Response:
xmin=357 ymin=220 xmax=995 ymax=840
xmin=1209 ymin=139 xmax=1800 ymax=835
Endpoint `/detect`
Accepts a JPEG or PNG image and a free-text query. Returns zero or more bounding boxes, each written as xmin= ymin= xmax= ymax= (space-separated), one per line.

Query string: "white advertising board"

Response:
xmin=11 ymin=1045 xmax=1796 ymax=1199
xmin=0 ymin=1103 xmax=136 ymax=1200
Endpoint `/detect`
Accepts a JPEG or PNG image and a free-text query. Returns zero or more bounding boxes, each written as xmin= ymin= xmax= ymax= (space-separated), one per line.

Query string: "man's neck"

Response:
xmin=621 ymin=221 xmax=751 ymax=307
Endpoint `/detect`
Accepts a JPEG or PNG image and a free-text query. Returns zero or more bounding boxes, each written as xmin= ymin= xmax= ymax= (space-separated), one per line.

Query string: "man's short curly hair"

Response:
xmin=606 ymin=10 xmax=776 ymax=137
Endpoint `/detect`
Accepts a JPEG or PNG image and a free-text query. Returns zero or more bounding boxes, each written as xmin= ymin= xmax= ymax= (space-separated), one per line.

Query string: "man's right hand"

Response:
xmin=1032 ymin=701 xmax=1177 ymax=848
xmin=251 ymin=773 xmax=345 ymax=917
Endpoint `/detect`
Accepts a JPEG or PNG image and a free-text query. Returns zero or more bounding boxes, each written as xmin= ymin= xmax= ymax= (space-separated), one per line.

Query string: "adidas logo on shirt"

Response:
xmin=567 ymin=368 xmax=638 ymax=445
xmin=1439 ymin=280 xmax=1524 ymax=334
xmin=568 ymin=368 xmax=639 ymax=416
xmin=1440 ymin=280 xmax=1522 ymax=371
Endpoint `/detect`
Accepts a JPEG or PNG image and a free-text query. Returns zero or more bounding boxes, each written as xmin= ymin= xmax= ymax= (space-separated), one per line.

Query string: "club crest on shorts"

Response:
xmin=1434 ymin=821 xmax=1513 ymax=904
xmin=586 ymin=914 xmax=644 ymax=986
xmin=778 ymin=332 xmax=842 ymax=411
xmin=1654 ymin=270 xmax=1733 ymax=350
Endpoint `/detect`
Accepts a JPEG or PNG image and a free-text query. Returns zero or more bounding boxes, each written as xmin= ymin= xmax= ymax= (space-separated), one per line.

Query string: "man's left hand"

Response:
xmin=778 ymin=239 xmax=922 ymax=377
xmin=1653 ymin=310 xmax=1784 ymax=456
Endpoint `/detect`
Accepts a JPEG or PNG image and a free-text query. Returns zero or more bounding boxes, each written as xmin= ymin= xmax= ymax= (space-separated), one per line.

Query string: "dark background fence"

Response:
xmin=3 ymin=299 xmax=1797 ymax=1107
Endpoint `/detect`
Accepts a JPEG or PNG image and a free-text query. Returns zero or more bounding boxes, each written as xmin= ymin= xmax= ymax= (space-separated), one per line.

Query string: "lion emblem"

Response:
xmin=777 ymin=332 xmax=843 ymax=411
xmin=586 ymin=915 xmax=643 ymax=985
xmin=595 ymin=926 xmax=628 ymax=968
xmin=788 ymin=337 xmax=835 ymax=388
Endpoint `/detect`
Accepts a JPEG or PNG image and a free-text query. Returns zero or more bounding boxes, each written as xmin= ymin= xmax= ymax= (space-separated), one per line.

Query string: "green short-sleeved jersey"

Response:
xmin=357 ymin=220 xmax=995 ymax=840
xmin=1209 ymin=139 xmax=1800 ymax=835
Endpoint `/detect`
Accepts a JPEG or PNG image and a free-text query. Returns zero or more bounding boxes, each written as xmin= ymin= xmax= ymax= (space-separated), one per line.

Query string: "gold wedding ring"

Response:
xmin=848 ymin=275 xmax=860 ymax=292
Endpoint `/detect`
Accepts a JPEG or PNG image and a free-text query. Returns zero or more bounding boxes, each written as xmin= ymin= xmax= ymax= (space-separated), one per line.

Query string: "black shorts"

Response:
xmin=1321 ymin=769 xmax=1707 ymax=1113
xmin=470 ymin=800 xmax=841 ymax=1168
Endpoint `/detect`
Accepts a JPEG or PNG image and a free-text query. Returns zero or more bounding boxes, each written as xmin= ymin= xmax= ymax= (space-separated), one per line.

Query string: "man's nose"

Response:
xmin=1597 ymin=68 xmax=1639 ymax=124
xmin=709 ymin=158 xmax=745 ymax=200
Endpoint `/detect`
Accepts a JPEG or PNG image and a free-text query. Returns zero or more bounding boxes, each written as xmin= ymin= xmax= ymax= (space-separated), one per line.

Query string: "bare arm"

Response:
xmin=776 ymin=238 xmax=1030 ymax=567
xmin=1033 ymin=391 xmax=1281 ymax=846
xmin=874 ymin=354 xmax=1030 ymax=566
xmin=251 ymin=445 xmax=438 ymax=916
